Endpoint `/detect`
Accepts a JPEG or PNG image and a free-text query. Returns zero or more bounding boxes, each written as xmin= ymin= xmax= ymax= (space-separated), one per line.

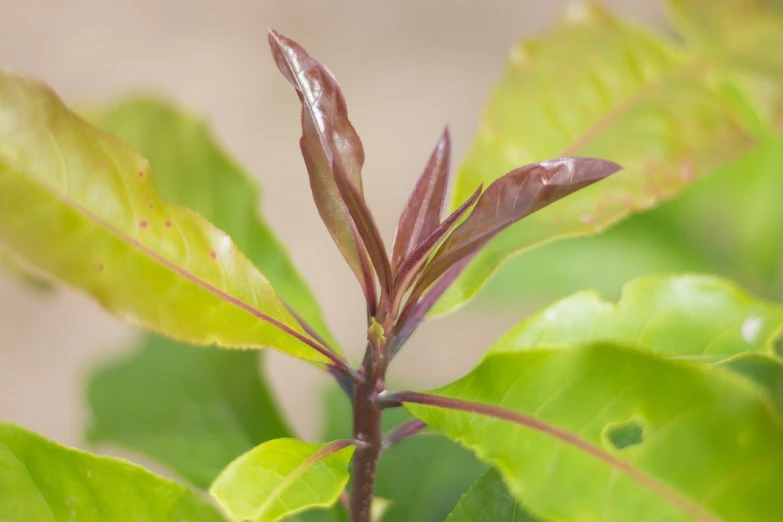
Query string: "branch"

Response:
xmin=382 ymin=419 xmax=428 ymax=449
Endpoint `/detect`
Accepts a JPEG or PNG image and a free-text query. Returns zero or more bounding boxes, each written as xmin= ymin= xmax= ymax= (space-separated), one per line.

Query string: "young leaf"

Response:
xmin=490 ymin=274 xmax=783 ymax=362
xmin=0 ymin=71 xmax=338 ymax=366
xmin=85 ymin=96 xmax=340 ymax=350
xmin=210 ymin=438 xmax=355 ymax=522
xmin=320 ymin=386 xmax=487 ymax=522
xmin=391 ymin=129 xmax=451 ymax=273
xmin=414 ymin=158 xmax=620 ymax=297
xmin=432 ymin=0 xmax=783 ymax=316
xmin=86 ymin=336 xmax=291 ymax=489
xmin=401 ymin=345 xmax=783 ymax=521
xmin=268 ymin=30 xmax=391 ymax=298
xmin=445 ymin=468 xmax=541 ymax=522
xmin=0 ymin=421 xmax=224 ymax=521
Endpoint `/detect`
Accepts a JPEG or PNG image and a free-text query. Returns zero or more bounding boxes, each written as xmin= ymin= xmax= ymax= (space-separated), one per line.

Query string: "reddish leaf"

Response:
xmin=391 ymin=129 xmax=451 ymax=273
xmin=414 ymin=157 xmax=621 ymax=295
xmin=269 ymin=30 xmax=386 ymax=301
xmin=392 ymin=184 xmax=481 ymax=303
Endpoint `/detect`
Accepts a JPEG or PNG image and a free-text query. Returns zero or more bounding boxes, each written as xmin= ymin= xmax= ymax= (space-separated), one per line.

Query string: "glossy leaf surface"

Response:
xmin=0 ymin=421 xmax=224 ymax=521
xmin=0 ymin=72 xmax=332 ymax=364
xmin=446 ymin=468 xmax=540 ymax=522
xmin=86 ymin=96 xmax=339 ymax=348
xmin=434 ymin=0 xmax=783 ymax=315
xmin=268 ymin=31 xmax=386 ymax=297
xmin=210 ymin=438 xmax=354 ymax=522
xmin=391 ymin=129 xmax=451 ymax=272
xmin=87 ymin=337 xmax=291 ymax=489
xmin=406 ymin=345 xmax=783 ymax=521
xmin=417 ymin=158 xmax=619 ymax=295
xmin=490 ymin=274 xmax=783 ymax=361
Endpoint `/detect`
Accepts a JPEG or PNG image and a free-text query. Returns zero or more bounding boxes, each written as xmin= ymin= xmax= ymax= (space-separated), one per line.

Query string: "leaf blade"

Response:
xmin=210 ymin=438 xmax=355 ymax=522
xmin=0 ymin=421 xmax=225 ymax=521
xmin=435 ymin=0 xmax=783 ymax=315
xmin=86 ymin=336 xmax=291 ymax=489
xmin=391 ymin=129 xmax=451 ymax=272
xmin=0 ymin=71 xmax=334 ymax=365
xmin=489 ymin=274 xmax=783 ymax=361
xmin=84 ymin=96 xmax=340 ymax=350
xmin=268 ymin=30 xmax=390 ymax=297
xmin=404 ymin=345 xmax=783 ymax=521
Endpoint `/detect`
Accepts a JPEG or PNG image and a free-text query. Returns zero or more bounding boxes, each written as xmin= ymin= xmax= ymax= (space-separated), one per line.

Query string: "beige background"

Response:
xmin=0 ymin=0 xmax=664 ymax=450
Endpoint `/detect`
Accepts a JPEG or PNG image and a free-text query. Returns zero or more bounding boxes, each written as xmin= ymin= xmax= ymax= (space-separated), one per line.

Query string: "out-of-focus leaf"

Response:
xmin=210 ymin=438 xmax=354 ymax=522
xmin=0 ymin=249 xmax=54 ymax=292
xmin=417 ymin=158 xmax=619 ymax=296
xmin=445 ymin=468 xmax=541 ymax=522
xmin=320 ymin=387 xmax=486 ymax=522
xmin=391 ymin=129 xmax=451 ymax=272
xmin=0 ymin=71 xmax=335 ymax=365
xmin=0 ymin=421 xmax=225 ymax=521
xmin=86 ymin=337 xmax=291 ymax=489
xmin=85 ymin=97 xmax=339 ymax=349
xmin=434 ymin=0 xmax=783 ymax=315
xmin=267 ymin=30 xmax=385 ymax=300
xmin=490 ymin=274 xmax=783 ymax=362
xmin=404 ymin=345 xmax=783 ymax=521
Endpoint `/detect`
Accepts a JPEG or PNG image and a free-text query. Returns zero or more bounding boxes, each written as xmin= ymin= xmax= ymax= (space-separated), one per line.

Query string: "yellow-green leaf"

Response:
xmin=434 ymin=0 xmax=783 ymax=315
xmin=210 ymin=438 xmax=354 ymax=522
xmin=0 ymin=421 xmax=224 ymax=521
xmin=85 ymin=96 xmax=339 ymax=349
xmin=0 ymin=71 xmax=332 ymax=364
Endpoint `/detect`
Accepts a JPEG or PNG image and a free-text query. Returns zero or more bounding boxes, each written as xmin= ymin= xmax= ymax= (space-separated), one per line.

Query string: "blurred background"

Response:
xmin=0 ymin=0 xmax=668 ymax=449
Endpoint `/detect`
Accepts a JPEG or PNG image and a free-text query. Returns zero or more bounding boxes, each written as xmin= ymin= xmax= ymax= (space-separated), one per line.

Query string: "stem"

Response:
xmin=350 ymin=295 xmax=393 ymax=522
xmin=350 ymin=378 xmax=383 ymax=522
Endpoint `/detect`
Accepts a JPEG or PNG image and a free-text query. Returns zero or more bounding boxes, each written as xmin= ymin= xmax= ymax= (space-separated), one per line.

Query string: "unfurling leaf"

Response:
xmin=403 ymin=345 xmax=783 ymax=521
xmin=433 ymin=0 xmax=783 ymax=315
xmin=210 ymin=438 xmax=355 ymax=522
xmin=0 ymin=71 xmax=338 ymax=365
xmin=415 ymin=157 xmax=621 ymax=298
xmin=0 ymin=421 xmax=224 ymax=521
xmin=268 ymin=30 xmax=390 ymax=301
xmin=391 ymin=129 xmax=451 ymax=273
xmin=392 ymin=185 xmax=482 ymax=304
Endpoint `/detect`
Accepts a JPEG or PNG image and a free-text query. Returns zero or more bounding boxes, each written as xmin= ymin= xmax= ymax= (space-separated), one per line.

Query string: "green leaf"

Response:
xmin=210 ymin=438 xmax=355 ymax=522
xmin=0 ymin=421 xmax=224 ymax=521
xmin=86 ymin=336 xmax=291 ymax=489
xmin=434 ymin=0 xmax=783 ymax=315
xmin=489 ymin=274 xmax=783 ymax=362
xmin=405 ymin=345 xmax=783 ymax=521
xmin=446 ymin=468 xmax=541 ymax=522
xmin=320 ymin=386 xmax=487 ymax=522
xmin=0 ymin=71 xmax=333 ymax=364
xmin=84 ymin=96 xmax=339 ymax=349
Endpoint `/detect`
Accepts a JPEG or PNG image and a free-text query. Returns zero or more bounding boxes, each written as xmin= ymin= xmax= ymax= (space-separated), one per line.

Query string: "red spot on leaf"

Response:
xmin=97 ymin=262 xmax=104 ymax=272
xmin=139 ymin=171 xmax=145 ymax=177
xmin=580 ymin=214 xmax=594 ymax=225
xmin=165 ymin=221 xmax=172 ymax=228
xmin=140 ymin=220 xmax=148 ymax=229
xmin=149 ymin=204 xmax=153 ymax=209
xmin=211 ymin=251 xmax=218 ymax=259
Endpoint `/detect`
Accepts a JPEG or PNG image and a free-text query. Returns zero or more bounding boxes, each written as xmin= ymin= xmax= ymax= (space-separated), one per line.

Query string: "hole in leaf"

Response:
xmin=604 ymin=419 xmax=644 ymax=450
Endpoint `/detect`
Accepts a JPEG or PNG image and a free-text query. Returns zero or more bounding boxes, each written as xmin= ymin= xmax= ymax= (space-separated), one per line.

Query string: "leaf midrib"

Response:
xmin=5 ymin=160 xmax=325 ymax=361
